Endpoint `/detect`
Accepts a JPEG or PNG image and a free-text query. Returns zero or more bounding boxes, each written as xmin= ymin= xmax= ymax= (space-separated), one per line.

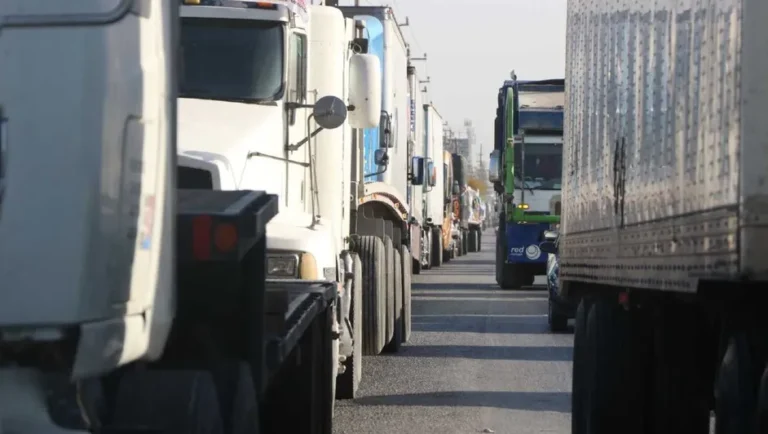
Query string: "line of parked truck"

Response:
xmin=0 ymin=1 xmax=485 ymax=433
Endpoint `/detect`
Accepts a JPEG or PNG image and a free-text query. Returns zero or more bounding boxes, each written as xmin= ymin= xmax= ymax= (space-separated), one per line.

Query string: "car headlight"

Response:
xmin=267 ymin=251 xmax=318 ymax=280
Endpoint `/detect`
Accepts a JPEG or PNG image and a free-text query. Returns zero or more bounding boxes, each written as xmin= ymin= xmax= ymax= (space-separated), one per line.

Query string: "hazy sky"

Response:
xmin=338 ymin=0 xmax=567 ymax=158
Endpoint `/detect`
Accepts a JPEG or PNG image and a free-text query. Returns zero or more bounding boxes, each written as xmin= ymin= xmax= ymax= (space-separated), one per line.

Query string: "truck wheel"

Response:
xmin=383 ymin=235 xmax=395 ymax=344
xmin=650 ymin=303 xmax=712 ymax=433
xmin=208 ymin=361 xmax=259 ymax=434
xmin=757 ymin=365 xmax=768 ymax=431
xmin=468 ymin=228 xmax=477 ymax=253
xmin=499 ymin=264 xmax=525 ymax=290
xmin=547 ymin=300 xmax=568 ymax=332
xmin=401 ymin=245 xmax=412 ymax=343
xmin=354 ymin=235 xmax=387 ymax=355
xmin=571 ymin=298 xmax=592 ymax=434
xmin=461 ymin=229 xmax=468 ymax=255
xmin=430 ymin=227 xmax=442 ymax=268
xmin=715 ymin=329 xmax=763 ymax=433
xmin=412 ymin=257 xmax=422 ymax=275
xmin=477 ymin=230 xmax=482 ymax=252
xmin=111 ymin=370 xmax=224 ymax=434
xmin=384 ymin=247 xmax=404 ymax=353
xmin=336 ymin=252 xmax=363 ymax=399
xmin=580 ymin=298 xmax=652 ymax=434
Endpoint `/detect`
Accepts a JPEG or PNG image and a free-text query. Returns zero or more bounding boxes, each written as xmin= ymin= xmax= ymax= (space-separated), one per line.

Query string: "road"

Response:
xmin=334 ymin=230 xmax=574 ymax=434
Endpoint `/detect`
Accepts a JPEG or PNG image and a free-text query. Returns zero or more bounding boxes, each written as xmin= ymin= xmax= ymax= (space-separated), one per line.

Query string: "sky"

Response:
xmin=338 ymin=0 xmax=567 ymax=160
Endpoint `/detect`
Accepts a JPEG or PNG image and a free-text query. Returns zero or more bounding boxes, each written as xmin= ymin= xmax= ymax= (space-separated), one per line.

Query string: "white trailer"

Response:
xmin=552 ymin=0 xmax=768 ymax=431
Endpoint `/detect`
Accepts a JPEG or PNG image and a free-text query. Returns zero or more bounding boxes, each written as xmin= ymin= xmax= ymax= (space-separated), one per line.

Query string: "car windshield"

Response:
xmin=514 ymin=142 xmax=562 ymax=190
xmin=180 ymin=18 xmax=284 ymax=102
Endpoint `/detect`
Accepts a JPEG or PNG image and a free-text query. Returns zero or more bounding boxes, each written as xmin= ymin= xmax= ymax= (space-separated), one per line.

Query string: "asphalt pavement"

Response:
xmin=333 ymin=230 xmax=574 ymax=434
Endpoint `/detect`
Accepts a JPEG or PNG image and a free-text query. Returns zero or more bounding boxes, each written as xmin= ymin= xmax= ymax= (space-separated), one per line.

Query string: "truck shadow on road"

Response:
xmin=412 ymin=315 xmax=557 ymax=334
xmin=350 ymin=390 xmax=570 ymax=413
xmin=392 ymin=344 xmax=572 ymax=362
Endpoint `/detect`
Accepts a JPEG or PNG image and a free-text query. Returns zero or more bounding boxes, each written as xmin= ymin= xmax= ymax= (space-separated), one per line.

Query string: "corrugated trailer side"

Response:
xmin=562 ymin=0 xmax=768 ymax=292
xmin=558 ymin=0 xmax=768 ymax=431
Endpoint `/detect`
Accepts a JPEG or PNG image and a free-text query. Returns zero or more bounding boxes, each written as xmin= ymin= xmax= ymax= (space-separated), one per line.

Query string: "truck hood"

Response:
xmin=177 ymin=98 xmax=282 ymax=188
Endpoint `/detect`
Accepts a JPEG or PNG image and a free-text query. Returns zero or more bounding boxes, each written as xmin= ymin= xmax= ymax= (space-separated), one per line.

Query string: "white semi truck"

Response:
xmin=176 ymin=0 xmax=415 ymax=404
xmin=550 ymin=0 xmax=768 ymax=431
xmin=0 ymin=1 xmax=343 ymax=433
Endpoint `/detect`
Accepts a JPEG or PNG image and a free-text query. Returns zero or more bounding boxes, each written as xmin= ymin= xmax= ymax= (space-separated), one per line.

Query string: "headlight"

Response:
xmin=267 ymin=251 xmax=318 ymax=280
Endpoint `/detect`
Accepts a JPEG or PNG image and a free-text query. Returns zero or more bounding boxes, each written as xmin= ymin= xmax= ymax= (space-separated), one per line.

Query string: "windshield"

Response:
xmin=514 ymin=142 xmax=562 ymax=190
xmin=180 ymin=18 xmax=284 ymax=102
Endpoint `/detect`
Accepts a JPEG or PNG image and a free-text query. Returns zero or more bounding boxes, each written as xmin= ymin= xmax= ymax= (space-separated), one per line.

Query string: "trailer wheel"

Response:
xmin=547 ymin=300 xmax=568 ymax=333
xmin=430 ymin=227 xmax=442 ymax=268
xmin=571 ymin=298 xmax=592 ymax=434
xmin=384 ymin=247 xmax=404 ymax=353
xmin=401 ymin=244 xmax=413 ymax=343
xmin=383 ymin=235 xmax=395 ymax=344
xmin=650 ymin=303 xmax=712 ymax=433
xmin=461 ymin=229 xmax=468 ymax=255
xmin=412 ymin=257 xmax=422 ymax=275
xmin=208 ymin=361 xmax=259 ymax=434
xmin=354 ymin=235 xmax=387 ymax=355
xmin=715 ymin=329 xmax=762 ymax=434
xmin=757 ymin=365 xmax=768 ymax=431
xmin=111 ymin=370 xmax=224 ymax=434
xmin=468 ymin=228 xmax=477 ymax=253
xmin=336 ymin=253 xmax=363 ymax=399
xmin=580 ymin=297 xmax=652 ymax=434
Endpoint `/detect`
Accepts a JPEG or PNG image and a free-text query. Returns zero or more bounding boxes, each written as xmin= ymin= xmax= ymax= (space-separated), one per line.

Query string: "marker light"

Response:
xmin=517 ymin=203 xmax=529 ymax=210
xmin=183 ymin=0 xmax=201 ymax=4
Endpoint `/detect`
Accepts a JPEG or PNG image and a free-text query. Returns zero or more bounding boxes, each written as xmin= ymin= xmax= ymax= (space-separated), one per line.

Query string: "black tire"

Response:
xmin=111 ymin=370 xmax=224 ymax=434
xmin=383 ymin=247 xmax=403 ymax=353
xmin=336 ymin=253 xmax=363 ymax=399
xmin=498 ymin=264 xmax=524 ymax=289
xmin=571 ymin=299 xmax=591 ymax=434
xmin=383 ymin=235 xmax=395 ymax=344
xmin=715 ymin=330 xmax=762 ymax=434
xmin=547 ymin=300 xmax=568 ymax=333
xmin=353 ymin=235 xmax=387 ymax=355
xmin=443 ymin=247 xmax=451 ymax=263
xmin=461 ymin=229 xmax=468 ymax=255
xmin=401 ymin=244 xmax=412 ymax=343
xmin=412 ymin=257 xmax=422 ymax=275
xmin=208 ymin=361 xmax=259 ymax=434
xmin=430 ymin=227 xmax=442 ymax=268
xmin=757 ymin=365 xmax=768 ymax=432
xmin=468 ymin=228 xmax=477 ymax=253
xmin=456 ymin=237 xmax=463 ymax=257
xmin=581 ymin=298 xmax=652 ymax=434
xmin=477 ymin=230 xmax=482 ymax=252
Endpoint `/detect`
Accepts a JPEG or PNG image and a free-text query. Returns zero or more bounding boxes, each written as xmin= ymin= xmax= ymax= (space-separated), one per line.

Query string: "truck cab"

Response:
xmin=489 ymin=77 xmax=564 ymax=289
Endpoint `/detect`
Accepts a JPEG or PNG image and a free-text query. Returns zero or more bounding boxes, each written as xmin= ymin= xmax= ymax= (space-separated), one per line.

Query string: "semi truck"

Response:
xmin=546 ymin=0 xmax=768 ymax=431
xmin=0 ymin=1 xmax=339 ymax=433
xmin=336 ymin=4 xmax=419 ymax=351
xmin=420 ymin=103 xmax=448 ymax=270
xmin=464 ymin=186 xmax=484 ymax=253
xmin=489 ymin=76 xmax=563 ymax=289
xmin=451 ymin=153 xmax=469 ymax=256
xmin=176 ymin=0 xmax=415 ymax=405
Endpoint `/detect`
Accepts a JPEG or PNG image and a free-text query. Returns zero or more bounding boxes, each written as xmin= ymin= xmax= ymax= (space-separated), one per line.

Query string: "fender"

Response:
xmin=358 ymin=181 xmax=410 ymax=222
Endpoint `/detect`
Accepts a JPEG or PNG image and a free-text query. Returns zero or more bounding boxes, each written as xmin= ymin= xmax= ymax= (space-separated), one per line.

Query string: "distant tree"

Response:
xmin=467 ymin=177 xmax=488 ymax=196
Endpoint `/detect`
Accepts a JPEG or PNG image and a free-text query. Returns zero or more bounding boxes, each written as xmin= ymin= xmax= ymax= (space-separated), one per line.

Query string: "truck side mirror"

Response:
xmin=427 ymin=161 xmax=437 ymax=187
xmin=452 ymin=181 xmax=460 ymax=195
xmin=489 ymin=149 xmax=502 ymax=182
xmin=313 ymin=95 xmax=348 ymax=130
xmin=374 ymin=149 xmax=389 ymax=166
xmin=347 ymin=54 xmax=381 ymax=129
xmin=379 ymin=112 xmax=393 ymax=148
xmin=411 ymin=156 xmax=425 ymax=185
